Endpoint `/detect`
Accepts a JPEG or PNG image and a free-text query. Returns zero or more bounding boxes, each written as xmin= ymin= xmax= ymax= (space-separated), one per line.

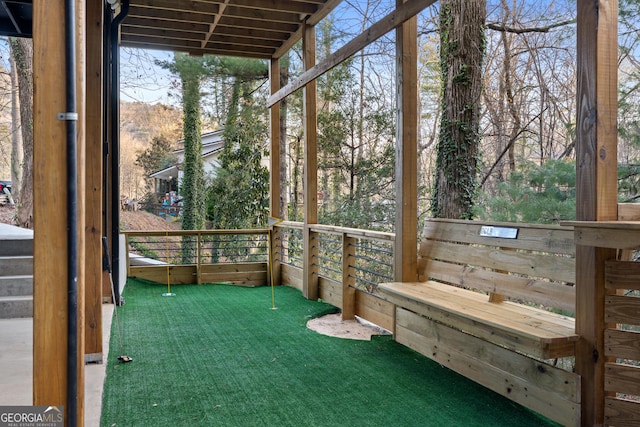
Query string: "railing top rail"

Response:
xmin=275 ymin=221 xmax=304 ymax=230
xmin=274 ymin=221 xmax=395 ymax=242
xmin=123 ymin=229 xmax=269 ymax=237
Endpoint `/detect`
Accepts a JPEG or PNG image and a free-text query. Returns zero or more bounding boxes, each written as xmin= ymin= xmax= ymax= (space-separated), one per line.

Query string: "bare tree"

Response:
xmin=9 ymin=49 xmax=22 ymax=202
xmin=10 ymin=37 xmax=33 ymax=229
xmin=479 ymin=1 xmax=576 ymax=191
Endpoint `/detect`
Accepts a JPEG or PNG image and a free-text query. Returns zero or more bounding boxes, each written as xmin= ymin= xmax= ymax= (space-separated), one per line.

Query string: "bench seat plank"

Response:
xmin=378 ymin=281 xmax=577 ymax=359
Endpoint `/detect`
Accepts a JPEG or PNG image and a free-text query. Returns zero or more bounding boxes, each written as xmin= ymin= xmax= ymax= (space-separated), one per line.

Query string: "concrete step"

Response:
xmin=0 ymin=275 xmax=33 ymax=297
xmin=0 ymin=295 xmax=33 ymax=318
xmin=0 ymin=239 xmax=33 ymax=257
xmin=0 ymin=256 xmax=33 ymax=276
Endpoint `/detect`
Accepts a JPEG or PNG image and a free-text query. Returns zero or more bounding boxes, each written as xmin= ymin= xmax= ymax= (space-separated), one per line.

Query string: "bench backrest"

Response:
xmin=419 ymin=219 xmax=576 ymax=314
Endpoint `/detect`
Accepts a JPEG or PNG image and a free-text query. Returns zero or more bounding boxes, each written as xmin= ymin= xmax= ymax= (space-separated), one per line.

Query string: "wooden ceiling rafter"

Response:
xmin=121 ymin=0 xmax=340 ymax=59
xmin=201 ymin=0 xmax=229 ymax=49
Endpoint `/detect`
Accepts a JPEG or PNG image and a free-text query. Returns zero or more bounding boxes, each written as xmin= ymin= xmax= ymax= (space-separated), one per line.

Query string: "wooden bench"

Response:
xmin=378 ymin=219 xmax=580 ymax=426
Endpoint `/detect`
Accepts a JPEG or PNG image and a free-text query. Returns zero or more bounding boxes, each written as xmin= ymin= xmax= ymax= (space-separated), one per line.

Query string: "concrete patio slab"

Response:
xmin=0 ymin=304 xmax=113 ymax=426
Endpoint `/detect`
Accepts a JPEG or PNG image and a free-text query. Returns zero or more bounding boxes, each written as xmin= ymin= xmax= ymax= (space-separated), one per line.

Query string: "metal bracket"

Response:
xmin=57 ymin=112 xmax=78 ymax=121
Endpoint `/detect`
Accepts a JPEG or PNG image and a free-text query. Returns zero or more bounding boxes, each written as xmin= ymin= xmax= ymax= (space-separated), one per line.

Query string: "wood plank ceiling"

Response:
xmin=121 ymin=0 xmax=341 ymax=59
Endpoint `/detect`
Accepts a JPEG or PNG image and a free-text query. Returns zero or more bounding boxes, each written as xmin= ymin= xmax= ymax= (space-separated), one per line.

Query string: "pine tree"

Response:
xmin=206 ymin=58 xmax=269 ymax=230
xmin=158 ymin=54 xmax=207 ymax=262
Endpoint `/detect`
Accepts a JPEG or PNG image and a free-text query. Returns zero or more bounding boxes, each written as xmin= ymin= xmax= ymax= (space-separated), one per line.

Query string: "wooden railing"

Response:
xmin=569 ymin=220 xmax=640 ymax=426
xmin=123 ymin=229 xmax=269 ymax=286
xmin=273 ymin=221 xmax=395 ymax=329
xmin=124 ymin=224 xmax=396 ymax=330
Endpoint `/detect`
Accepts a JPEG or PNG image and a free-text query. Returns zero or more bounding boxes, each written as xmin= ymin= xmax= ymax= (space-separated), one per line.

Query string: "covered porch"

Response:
xmin=15 ymin=0 xmax=637 ymax=426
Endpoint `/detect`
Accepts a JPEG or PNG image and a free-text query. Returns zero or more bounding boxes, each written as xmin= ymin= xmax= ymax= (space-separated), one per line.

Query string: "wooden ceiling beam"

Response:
xmin=224 ymin=0 xmax=317 ymax=15
xmin=218 ymin=16 xmax=298 ymax=33
xmin=204 ymin=41 xmax=274 ymax=55
xmin=273 ymin=0 xmax=341 ymax=59
xmin=207 ymin=34 xmax=282 ymax=49
xmin=121 ymin=34 xmax=204 ymax=50
xmin=208 ymin=24 xmax=290 ymax=41
xmin=125 ymin=21 xmax=289 ymax=41
xmin=223 ymin=5 xmax=303 ymax=24
xmin=123 ymin=25 xmax=281 ymax=49
xmin=123 ymin=16 xmax=211 ymax=33
xmin=201 ymin=0 xmax=229 ymax=50
xmin=132 ymin=0 xmax=219 ymax=15
xmin=122 ymin=39 xmax=271 ymax=59
xmin=128 ymin=6 xmax=215 ymax=24
xmin=122 ymin=34 xmax=274 ymax=57
xmin=122 ymin=25 xmax=209 ymax=43
xmin=121 ymin=0 xmax=343 ymax=58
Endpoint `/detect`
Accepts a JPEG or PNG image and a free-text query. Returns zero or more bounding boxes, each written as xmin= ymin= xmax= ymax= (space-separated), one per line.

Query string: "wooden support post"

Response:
xmin=84 ymin=0 xmax=104 ymax=363
xmin=102 ymin=13 xmax=114 ymax=304
xmin=342 ymin=235 xmax=356 ymax=320
xmin=33 ymin=0 xmax=86 ymax=424
xmin=270 ymin=58 xmax=281 ymax=220
xmin=269 ymin=58 xmax=283 ymax=288
xmin=575 ymin=1 xmax=619 ymax=425
xmin=394 ymin=0 xmax=418 ymax=282
xmin=125 ymin=234 xmax=130 ymax=278
xmin=75 ymin=3 xmax=87 ymax=422
xmin=302 ymin=22 xmax=319 ymax=300
xmin=196 ymin=232 xmax=202 ymax=284
xmin=271 ymin=227 xmax=282 ymax=287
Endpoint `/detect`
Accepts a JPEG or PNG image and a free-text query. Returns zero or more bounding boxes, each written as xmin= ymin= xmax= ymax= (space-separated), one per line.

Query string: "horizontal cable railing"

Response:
xmin=124 ymin=229 xmax=269 ymax=266
xmin=125 ymin=224 xmax=394 ymax=292
xmin=274 ymin=222 xmax=395 ymax=294
xmin=278 ymin=222 xmax=304 ymax=269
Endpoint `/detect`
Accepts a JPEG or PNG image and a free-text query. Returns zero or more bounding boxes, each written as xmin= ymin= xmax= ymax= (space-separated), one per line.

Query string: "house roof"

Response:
xmin=150 ymin=130 xmax=225 ymax=180
xmin=174 ymin=129 xmax=225 ymax=155
xmin=149 ymin=164 xmax=179 ymax=181
xmin=0 ymin=1 xmax=341 ymax=60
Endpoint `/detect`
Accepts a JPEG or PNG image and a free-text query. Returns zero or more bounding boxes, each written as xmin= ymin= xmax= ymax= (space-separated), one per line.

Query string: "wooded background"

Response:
xmin=2 ymin=0 xmax=640 ymax=230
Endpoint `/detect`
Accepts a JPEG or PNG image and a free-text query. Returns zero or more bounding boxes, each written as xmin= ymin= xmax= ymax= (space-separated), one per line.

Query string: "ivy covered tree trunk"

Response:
xmin=177 ymin=58 xmax=206 ymax=263
xmin=207 ymin=59 xmax=269 ymax=230
xmin=431 ymin=0 xmax=486 ymax=219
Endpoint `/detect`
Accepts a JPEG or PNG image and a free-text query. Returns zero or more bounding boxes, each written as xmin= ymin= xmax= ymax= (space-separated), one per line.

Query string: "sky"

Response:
xmin=116 ymin=0 xmax=577 ymax=106
xmin=120 ymin=48 xmax=176 ymax=105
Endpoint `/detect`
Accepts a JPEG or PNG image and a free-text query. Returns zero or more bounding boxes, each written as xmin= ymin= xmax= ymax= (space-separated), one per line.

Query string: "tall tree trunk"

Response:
xmin=292 ymin=133 xmax=302 ymax=221
xmin=279 ymin=56 xmax=289 ymax=220
xmin=176 ymin=57 xmax=206 ymax=264
xmin=431 ymin=0 xmax=486 ymax=219
xmin=499 ymin=0 xmax=520 ymax=173
xmin=10 ymin=38 xmax=33 ymax=228
xmin=181 ymin=75 xmax=205 ymax=232
xmin=9 ymin=49 xmax=22 ymax=203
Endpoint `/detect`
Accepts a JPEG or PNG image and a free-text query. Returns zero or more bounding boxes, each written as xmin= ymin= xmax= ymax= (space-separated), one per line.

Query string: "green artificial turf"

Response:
xmin=101 ymin=279 xmax=560 ymax=427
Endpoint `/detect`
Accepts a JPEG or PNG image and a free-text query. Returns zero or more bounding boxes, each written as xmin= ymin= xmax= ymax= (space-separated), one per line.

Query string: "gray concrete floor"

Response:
xmin=0 ymin=304 xmax=113 ymax=427
xmin=0 ymin=222 xmax=116 ymax=426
